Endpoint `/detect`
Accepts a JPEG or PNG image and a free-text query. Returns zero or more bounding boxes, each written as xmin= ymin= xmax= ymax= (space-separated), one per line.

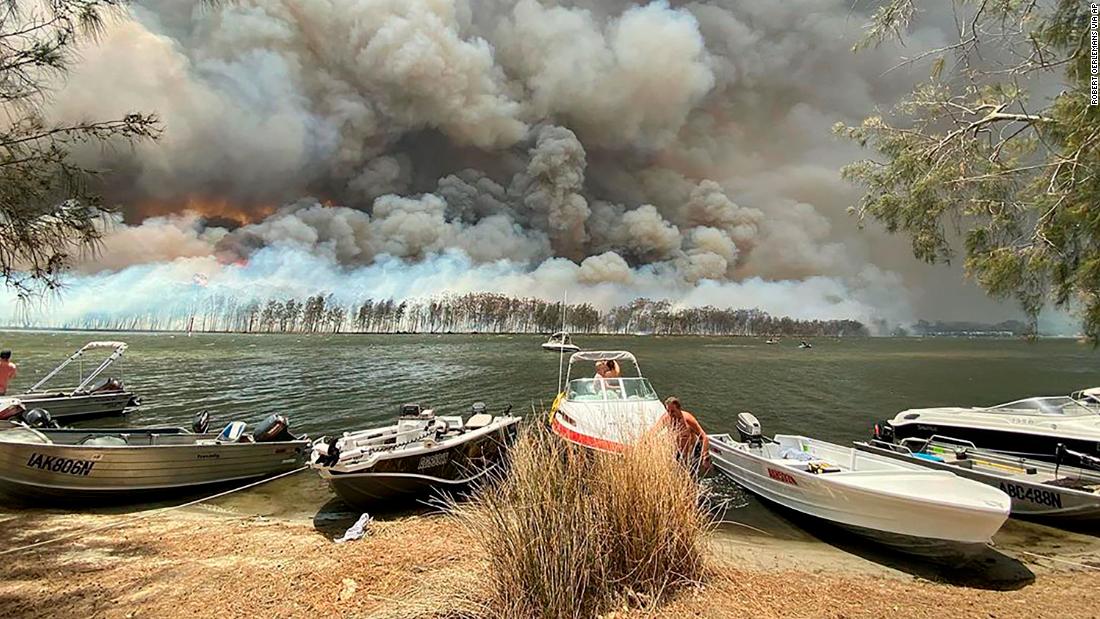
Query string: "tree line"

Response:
xmin=42 ymin=292 xmax=867 ymax=337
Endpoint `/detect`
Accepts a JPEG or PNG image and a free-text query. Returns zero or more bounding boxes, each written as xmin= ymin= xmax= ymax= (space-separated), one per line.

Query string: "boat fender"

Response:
xmin=549 ymin=392 xmax=565 ymax=424
xmin=23 ymin=408 xmax=56 ymax=429
xmin=192 ymin=410 xmax=211 ymax=434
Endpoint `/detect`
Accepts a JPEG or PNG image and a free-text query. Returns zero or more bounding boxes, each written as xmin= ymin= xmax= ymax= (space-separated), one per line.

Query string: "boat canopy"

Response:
xmin=567 ymin=350 xmax=638 ymax=365
xmin=28 ymin=341 xmax=129 ymax=393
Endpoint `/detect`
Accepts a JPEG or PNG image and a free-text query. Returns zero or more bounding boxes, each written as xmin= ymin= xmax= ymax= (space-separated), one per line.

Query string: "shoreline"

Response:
xmin=2 ymin=500 xmax=1099 ymax=618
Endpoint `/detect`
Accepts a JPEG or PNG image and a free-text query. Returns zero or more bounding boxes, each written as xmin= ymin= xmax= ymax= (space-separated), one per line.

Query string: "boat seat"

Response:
xmin=216 ymin=421 xmax=247 ymax=444
xmin=466 ymin=414 xmax=493 ymax=430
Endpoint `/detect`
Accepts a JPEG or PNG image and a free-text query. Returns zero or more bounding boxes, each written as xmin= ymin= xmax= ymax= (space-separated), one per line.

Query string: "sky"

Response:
xmin=5 ymin=0 xmax=1076 ymax=332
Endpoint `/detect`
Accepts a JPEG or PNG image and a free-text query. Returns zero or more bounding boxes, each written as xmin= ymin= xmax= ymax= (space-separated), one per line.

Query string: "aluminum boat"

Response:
xmin=310 ymin=403 xmax=520 ymax=509
xmin=549 ymin=350 xmax=666 ymax=452
xmin=876 ymin=389 xmax=1100 ymax=467
xmin=6 ymin=342 xmax=140 ymax=422
xmin=541 ymin=331 xmax=581 ymax=353
xmin=711 ymin=413 xmax=1010 ymax=561
xmin=856 ymin=436 xmax=1100 ymax=523
xmin=0 ymin=412 xmax=308 ymax=503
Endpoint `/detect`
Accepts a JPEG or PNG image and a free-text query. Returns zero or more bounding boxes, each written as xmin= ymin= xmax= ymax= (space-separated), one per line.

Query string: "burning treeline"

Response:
xmin=35 ymin=293 xmax=867 ymax=337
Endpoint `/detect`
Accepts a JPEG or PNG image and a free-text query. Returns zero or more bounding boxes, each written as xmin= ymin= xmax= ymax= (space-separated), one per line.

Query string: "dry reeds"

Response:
xmin=449 ymin=423 xmax=714 ymax=619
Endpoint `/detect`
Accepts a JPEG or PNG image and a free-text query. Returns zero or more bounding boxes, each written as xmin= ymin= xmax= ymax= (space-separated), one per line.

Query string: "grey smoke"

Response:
xmin=38 ymin=0 xmax=1037 ymax=324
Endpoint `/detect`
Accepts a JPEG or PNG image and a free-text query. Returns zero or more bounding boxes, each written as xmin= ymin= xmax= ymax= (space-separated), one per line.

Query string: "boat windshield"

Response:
xmin=566 ymin=378 xmax=659 ymax=402
xmin=986 ymin=396 xmax=1096 ymax=416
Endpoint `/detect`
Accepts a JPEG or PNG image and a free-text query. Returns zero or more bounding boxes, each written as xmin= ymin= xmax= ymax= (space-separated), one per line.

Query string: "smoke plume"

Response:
xmin=3 ymin=0 xmax=1036 ymax=328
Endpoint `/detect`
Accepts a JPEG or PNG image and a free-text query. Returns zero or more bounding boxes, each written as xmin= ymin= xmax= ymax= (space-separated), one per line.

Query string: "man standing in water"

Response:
xmin=0 ymin=351 xmax=17 ymax=396
xmin=659 ymin=396 xmax=710 ymax=472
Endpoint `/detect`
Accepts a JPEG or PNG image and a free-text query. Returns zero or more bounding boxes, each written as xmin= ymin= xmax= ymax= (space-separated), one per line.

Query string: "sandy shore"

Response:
xmin=1 ymin=500 xmax=1099 ymax=619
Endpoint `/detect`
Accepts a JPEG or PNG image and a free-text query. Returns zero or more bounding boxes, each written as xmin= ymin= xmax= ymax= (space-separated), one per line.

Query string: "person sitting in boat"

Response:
xmin=658 ymin=397 xmax=710 ymax=472
xmin=0 ymin=351 xmax=16 ymax=396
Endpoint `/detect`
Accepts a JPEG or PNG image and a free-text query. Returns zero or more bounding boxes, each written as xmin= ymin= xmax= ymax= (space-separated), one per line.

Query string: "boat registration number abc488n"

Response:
xmin=999 ymin=481 xmax=1063 ymax=509
xmin=25 ymin=452 xmax=97 ymax=476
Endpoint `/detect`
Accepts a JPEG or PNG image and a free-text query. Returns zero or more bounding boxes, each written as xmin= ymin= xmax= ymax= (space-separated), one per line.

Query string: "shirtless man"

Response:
xmin=659 ymin=396 xmax=710 ymax=472
xmin=0 ymin=351 xmax=16 ymax=396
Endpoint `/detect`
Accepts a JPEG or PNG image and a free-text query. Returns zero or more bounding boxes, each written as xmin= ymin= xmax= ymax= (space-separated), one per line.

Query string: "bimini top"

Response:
xmin=567 ymin=350 xmax=638 ymax=365
xmin=83 ymin=342 xmax=128 ymax=351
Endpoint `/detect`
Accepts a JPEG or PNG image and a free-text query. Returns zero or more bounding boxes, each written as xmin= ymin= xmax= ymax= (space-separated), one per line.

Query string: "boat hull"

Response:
xmin=856 ymin=442 xmax=1100 ymax=522
xmin=0 ymin=438 xmax=308 ymax=504
xmin=709 ymin=436 xmax=1007 ymax=560
xmin=19 ymin=392 xmax=137 ymax=422
xmin=316 ymin=422 xmax=518 ymax=509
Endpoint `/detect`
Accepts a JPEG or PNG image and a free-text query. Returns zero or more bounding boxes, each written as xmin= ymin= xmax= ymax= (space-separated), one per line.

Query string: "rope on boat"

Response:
xmin=0 ymin=465 xmax=309 ymax=557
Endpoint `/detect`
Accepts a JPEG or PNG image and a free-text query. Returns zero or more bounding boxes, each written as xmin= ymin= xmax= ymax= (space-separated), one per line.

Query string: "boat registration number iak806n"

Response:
xmin=25 ymin=453 xmax=96 ymax=476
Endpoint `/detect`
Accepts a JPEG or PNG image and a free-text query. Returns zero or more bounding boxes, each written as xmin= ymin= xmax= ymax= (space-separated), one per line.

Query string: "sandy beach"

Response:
xmin=2 ymin=493 xmax=1099 ymax=619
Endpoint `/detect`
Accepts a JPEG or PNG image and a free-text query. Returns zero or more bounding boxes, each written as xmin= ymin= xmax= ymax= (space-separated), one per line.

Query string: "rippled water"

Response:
xmin=1 ymin=330 xmax=1096 ymax=441
xmin=4 ymin=330 xmax=1100 ymax=567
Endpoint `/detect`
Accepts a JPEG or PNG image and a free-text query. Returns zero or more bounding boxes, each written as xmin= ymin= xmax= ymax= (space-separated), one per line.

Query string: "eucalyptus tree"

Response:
xmin=839 ymin=0 xmax=1099 ymax=339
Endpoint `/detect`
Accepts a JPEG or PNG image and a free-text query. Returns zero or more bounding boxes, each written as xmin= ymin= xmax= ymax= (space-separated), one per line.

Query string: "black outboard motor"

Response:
xmin=399 ymin=403 xmax=425 ymax=419
xmin=192 ymin=410 xmax=211 ymax=434
xmin=23 ymin=408 xmax=56 ymax=429
xmin=253 ymin=414 xmax=293 ymax=442
xmin=871 ymin=420 xmax=895 ymax=443
xmin=736 ymin=412 xmax=763 ymax=447
xmin=315 ymin=435 xmax=341 ymax=467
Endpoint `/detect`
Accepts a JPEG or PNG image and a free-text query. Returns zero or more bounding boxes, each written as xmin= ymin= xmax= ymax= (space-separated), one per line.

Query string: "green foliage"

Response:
xmin=840 ymin=0 xmax=1100 ymax=341
xmin=1 ymin=1 xmax=158 ymax=299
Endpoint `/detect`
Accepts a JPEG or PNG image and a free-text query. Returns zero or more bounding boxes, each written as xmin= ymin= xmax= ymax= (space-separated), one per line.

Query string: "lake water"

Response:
xmin=1 ymin=331 xmax=1096 ymax=441
xmin=3 ymin=330 xmax=1100 ymax=575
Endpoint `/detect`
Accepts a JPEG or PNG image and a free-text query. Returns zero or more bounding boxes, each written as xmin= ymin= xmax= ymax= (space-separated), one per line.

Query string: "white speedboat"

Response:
xmin=876 ymin=389 xmax=1100 ymax=467
xmin=856 ymin=436 xmax=1100 ymax=524
xmin=541 ymin=331 xmax=581 ymax=353
xmin=549 ymin=351 xmax=667 ymax=452
xmin=711 ymin=413 xmax=1010 ymax=560
xmin=310 ymin=403 xmax=520 ymax=508
xmin=9 ymin=342 xmax=140 ymax=422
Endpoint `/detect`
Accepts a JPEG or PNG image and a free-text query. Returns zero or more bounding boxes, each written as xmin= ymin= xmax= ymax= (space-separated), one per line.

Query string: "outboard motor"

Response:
xmin=314 ymin=435 xmax=341 ymax=467
xmin=192 ymin=410 xmax=211 ymax=434
xmin=23 ymin=408 xmax=56 ymax=429
xmin=736 ymin=412 xmax=763 ymax=447
xmin=471 ymin=401 xmax=487 ymax=415
xmin=871 ymin=420 xmax=895 ymax=443
xmin=253 ymin=414 xmax=293 ymax=442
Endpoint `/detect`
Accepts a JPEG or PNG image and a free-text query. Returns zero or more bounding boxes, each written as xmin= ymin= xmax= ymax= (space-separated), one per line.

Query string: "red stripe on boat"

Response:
xmin=550 ymin=416 xmax=627 ymax=453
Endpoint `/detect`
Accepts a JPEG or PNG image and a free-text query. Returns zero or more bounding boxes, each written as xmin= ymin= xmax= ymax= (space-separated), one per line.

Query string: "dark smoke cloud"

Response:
xmin=34 ymin=0 xmax=1039 ymax=325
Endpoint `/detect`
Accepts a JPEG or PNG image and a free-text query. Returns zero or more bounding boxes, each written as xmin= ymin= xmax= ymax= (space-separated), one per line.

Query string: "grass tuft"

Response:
xmin=450 ymin=422 xmax=714 ymax=618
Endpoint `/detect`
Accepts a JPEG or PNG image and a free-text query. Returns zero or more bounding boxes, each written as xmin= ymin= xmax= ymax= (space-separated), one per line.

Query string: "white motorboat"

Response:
xmin=310 ymin=403 xmax=520 ymax=509
xmin=549 ymin=350 xmax=667 ymax=452
xmin=6 ymin=342 xmax=140 ymax=422
xmin=711 ymin=413 xmax=1010 ymax=560
xmin=876 ymin=389 xmax=1100 ymax=467
xmin=541 ymin=331 xmax=581 ymax=353
xmin=856 ymin=436 xmax=1100 ymax=524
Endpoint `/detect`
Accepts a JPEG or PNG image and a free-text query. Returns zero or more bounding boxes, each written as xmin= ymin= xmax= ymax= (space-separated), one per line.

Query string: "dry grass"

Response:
xmin=449 ymin=424 xmax=714 ymax=619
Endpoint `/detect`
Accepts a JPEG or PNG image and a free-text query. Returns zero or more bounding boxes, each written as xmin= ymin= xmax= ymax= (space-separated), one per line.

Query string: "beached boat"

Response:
xmin=856 ymin=436 xmax=1100 ymax=523
xmin=549 ymin=350 xmax=667 ymax=452
xmin=876 ymin=389 xmax=1100 ymax=467
xmin=541 ymin=331 xmax=581 ymax=353
xmin=710 ymin=413 xmax=1010 ymax=560
xmin=0 ymin=412 xmax=308 ymax=503
xmin=12 ymin=342 xmax=140 ymax=422
xmin=310 ymin=403 xmax=520 ymax=508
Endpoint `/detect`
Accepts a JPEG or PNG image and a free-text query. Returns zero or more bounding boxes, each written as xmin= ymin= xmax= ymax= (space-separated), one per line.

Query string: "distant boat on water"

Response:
xmin=542 ymin=331 xmax=581 ymax=353
xmin=798 ymin=340 xmax=813 ymax=349
xmin=765 ymin=338 xmax=779 ymax=345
